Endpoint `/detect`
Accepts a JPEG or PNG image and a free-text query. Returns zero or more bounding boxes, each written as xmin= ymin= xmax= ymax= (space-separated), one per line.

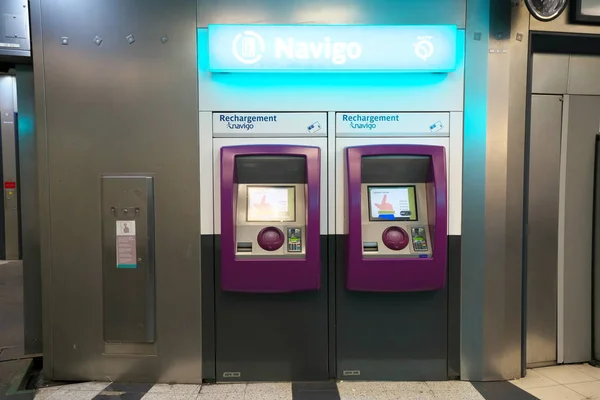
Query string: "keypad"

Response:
xmin=411 ymin=227 xmax=429 ymax=252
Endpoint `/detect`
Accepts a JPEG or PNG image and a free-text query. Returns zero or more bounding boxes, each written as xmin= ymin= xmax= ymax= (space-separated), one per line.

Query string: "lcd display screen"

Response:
xmin=247 ymin=186 xmax=296 ymax=222
xmin=367 ymin=186 xmax=418 ymax=221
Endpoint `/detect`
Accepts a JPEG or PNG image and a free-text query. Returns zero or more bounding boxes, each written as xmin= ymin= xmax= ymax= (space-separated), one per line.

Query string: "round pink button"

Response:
xmin=382 ymin=226 xmax=409 ymax=251
xmin=257 ymin=227 xmax=285 ymax=251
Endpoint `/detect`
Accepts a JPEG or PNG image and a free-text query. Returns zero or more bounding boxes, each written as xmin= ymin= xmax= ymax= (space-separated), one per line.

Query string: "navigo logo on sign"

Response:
xmin=232 ymin=30 xmax=266 ymax=64
xmin=208 ymin=25 xmax=458 ymax=73
xmin=233 ymin=30 xmax=363 ymax=65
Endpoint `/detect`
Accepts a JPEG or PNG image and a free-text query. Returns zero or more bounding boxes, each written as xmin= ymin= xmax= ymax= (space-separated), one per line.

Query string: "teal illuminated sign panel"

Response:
xmin=207 ymin=24 xmax=458 ymax=73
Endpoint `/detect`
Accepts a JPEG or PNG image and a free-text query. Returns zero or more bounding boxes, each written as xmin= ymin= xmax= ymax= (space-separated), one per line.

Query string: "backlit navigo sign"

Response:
xmin=207 ymin=24 xmax=458 ymax=73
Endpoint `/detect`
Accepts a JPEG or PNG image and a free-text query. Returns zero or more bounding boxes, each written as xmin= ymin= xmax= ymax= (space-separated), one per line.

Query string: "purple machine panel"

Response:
xmin=346 ymin=145 xmax=447 ymax=292
xmin=220 ymin=145 xmax=321 ymax=292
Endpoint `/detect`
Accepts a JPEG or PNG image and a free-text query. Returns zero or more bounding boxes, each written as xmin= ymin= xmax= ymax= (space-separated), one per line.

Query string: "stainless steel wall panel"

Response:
xmin=101 ymin=176 xmax=155 ymax=344
xmin=531 ymin=54 xmax=569 ymax=95
xmin=33 ymin=0 xmax=201 ymax=382
xmin=197 ymin=0 xmax=465 ymax=28
xmin=0 ymin=0 xmax=31 ymax=59
xmin=29 ymin=0 xmax=53 ymax=375
xmin=561 ymin=95 xmax=599 ymax=363
xmin=16 ymin=64 xmax=42 ymax=355
xmin=0 ymin=75 xmax=19 ymax=260
xmin=594 ymin=135 xmax=600 ymax=361
xmin=461 ymin=0 xmax=528 ymax=381
xmin=461 ymin=0 xmax=490 ymax=380
xmin=525 ymin=95 xmax=562 ymax=367
xmin=567 ymin=56 xmax=600 ymax=95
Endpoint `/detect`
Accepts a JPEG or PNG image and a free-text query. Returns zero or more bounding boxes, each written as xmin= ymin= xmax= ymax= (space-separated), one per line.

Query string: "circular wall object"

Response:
xmin=382 ymin=226 xmax=409 ymax=251
xmin=525 ymin=0 xmax=568 ymax=22
xmin=257 ymin=227 xmax=285 ymax=251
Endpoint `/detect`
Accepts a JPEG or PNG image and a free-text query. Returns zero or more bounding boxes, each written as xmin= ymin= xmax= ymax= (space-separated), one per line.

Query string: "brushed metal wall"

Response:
xmin=0 ymin=75 xmax=20 ymax=260
xmin=31 ymin=0 xmax=201 ymax=382
xmin=0 ymin=0 xmax=31 ymax=59
xmin=526 ymin=95 xmax=562 ymax=367
xmin=16 ymin=65 xmax=42 ymax=355
xmin=561 ymin=95 xmax=598 ymax=363
xmin=461 ymin=0 xmax=527 ymax=381
xmin=197 ymin=0 xmax=465 ymax=27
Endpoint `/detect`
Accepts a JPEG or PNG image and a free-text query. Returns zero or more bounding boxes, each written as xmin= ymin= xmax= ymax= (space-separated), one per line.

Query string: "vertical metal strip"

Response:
xmin=328 ymin=112 xmax=336 ymax=236
xmin=557 ymin=95 xmax=569 ymax=364
xmin=461 ymin=0 xmax=490 ymax=380
xmin=29 ymin=0 xmax=54 ymax=378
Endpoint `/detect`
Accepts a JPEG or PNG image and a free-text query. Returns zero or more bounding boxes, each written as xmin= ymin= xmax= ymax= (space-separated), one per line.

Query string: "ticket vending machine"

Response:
xmin=336 ymin=143 xmax=449 ymax=381
xmin=346 ymin=145 xmax=447 ymax=292
xmin=220 ymin=145 xmax=321 ymax=292
xmin=205 ymin=135 xmax=329 ymax=382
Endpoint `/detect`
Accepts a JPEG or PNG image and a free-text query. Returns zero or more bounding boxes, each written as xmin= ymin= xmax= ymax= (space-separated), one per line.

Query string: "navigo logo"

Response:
xmin=232 ymin=30 xmax=266 ymax=64
xmin=414 ymin=36 xmax=435 ymax=61
xmin=232 ymin=30 xmax=363 ymax=65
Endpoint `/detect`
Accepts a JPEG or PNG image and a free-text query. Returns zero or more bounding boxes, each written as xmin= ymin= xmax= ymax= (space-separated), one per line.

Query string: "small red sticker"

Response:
xmin=4 ymin=182 xmax=16 ymax=189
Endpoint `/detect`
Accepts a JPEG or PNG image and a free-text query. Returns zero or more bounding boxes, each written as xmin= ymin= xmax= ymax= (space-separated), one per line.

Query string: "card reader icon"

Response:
xmin=307 ymin=122 xmax=322 ymax=134
xmin=429 ymin=121 xmax=443 ymax=132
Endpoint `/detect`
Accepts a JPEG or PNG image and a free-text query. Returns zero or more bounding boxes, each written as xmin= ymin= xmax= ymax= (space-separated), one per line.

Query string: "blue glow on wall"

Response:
xmin=207 ymin=24 xmax=458 ymax=73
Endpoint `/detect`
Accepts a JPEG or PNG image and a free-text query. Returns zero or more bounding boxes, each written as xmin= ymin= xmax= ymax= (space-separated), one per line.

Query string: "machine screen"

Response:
xmin=368 ymin=186 xmax=418 ymax=221
xmin=247 ymin=186 xmax=296 ymax=222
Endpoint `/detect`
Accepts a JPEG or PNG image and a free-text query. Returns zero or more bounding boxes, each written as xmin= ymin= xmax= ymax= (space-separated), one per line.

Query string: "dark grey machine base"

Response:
xmin=202 ymin=235 xmax=329 ymax=382
xmin=335 ymin=234 xmax=459 ymax=381
xmin=202 ymin=234 xmax=461 ymax=381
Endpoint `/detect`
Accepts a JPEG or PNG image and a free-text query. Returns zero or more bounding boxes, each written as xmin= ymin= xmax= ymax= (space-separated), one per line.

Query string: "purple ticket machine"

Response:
xmin=346 ymin=144 xmax=447 ymax=292
xmin=220 ymin=145 xmax=321 ymax=292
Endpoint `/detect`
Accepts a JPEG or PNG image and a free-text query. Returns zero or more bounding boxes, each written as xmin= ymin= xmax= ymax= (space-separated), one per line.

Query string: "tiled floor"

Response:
xmin=511 ymin=363 xmax=600 ymax=399
xmin=28 ymin=380 xmax=515 ymax=400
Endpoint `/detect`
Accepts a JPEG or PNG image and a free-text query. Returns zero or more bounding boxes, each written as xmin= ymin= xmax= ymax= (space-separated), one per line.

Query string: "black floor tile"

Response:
xmin=102 ymin=382 xmax=154 ymax=393
xmin=94 ymin=393 xmax=145 ymax=400
xmin=292 ymin=382 xmax=340 ymax=400
xmin=472 ymin=381 xmax=538 ymax=400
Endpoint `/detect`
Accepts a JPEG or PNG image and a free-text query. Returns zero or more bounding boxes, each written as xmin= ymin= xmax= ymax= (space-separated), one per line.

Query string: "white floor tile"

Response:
xmin=244 ymin=382 xmax=292 ymax=400
xmin=34 ymin=387 xmax=59 ymax=400
xmin=199 ymin=383 xmax=246 ymax=394
xmin=54 ymin=382 xmax=110 ymax=392
xmin=147 ymin=384 xmax=200 ymax=396
xmin=339 ymin=392 xmax=390 ymax=400
xmin=526 ymin=385 xmax=586 ymax=400
xmin=387 ymin=390 xmax=436 ymax=400
xmin=573 ymin=363 xmax=600 ymax=380
xmin=142 ymin=393 xmax=195 ymax=400
xmin=426 ymin=381 xmax=485 ymax=400
xmin=196 ymin=394 xmax=244 ymax=400
xmin=567 ymin=380 xmax=600 ymax=398
xmin=46 ymin=390 xmax=104 ymax=400
xmin=511 ymin=369 xmax=559 ymax=389
xmin=535 ymin=365 xmax=596 ymax=385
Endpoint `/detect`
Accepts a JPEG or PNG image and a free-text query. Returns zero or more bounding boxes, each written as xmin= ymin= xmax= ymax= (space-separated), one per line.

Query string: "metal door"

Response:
xmin=525 ymin=95 xmax=562 ymax=366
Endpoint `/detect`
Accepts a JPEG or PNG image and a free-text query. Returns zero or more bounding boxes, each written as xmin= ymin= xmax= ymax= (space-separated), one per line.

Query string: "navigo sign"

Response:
xmin=232 ymin=30 xmax=363 ymax=66
xmin=208 ymin=24 xmax=458 ymax=73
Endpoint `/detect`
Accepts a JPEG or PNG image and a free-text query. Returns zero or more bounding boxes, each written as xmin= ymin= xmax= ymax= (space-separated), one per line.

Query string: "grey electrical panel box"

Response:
xmin=101 ymin=175 xmax=155 ymax=343
xmin=0 ymin=0 xmax=30 ymax=59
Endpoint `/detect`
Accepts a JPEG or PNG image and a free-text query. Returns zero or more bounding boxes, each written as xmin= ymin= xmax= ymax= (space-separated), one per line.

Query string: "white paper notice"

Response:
xmin=116 ymin=221 xmax=137 ymax=268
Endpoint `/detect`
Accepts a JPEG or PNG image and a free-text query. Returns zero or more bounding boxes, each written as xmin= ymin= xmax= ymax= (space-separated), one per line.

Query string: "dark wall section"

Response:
xmin=207 ymin=235 xmax=329 ymax=382
xmin=204 ymin=234 xmax=460 ymax=381
xmin=201 ymin=234 xmax=216 ymax=381
xmin=335 ymin=234 xmax=456 ymax=381
xmin=447 ymin=235 xmax=461 ymax=379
